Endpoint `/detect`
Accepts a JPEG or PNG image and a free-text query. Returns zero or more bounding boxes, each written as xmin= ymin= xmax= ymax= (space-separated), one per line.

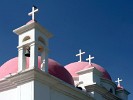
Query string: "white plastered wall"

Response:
xmin=0 ymin=81 xmax=34 ymax=100
xmin=76 ymin=67 xmax=102 ymax=88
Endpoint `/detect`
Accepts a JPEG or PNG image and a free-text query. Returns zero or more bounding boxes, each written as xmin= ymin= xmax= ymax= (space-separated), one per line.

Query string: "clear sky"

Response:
xmin=0 ymin=0 xmax=132 ymax=99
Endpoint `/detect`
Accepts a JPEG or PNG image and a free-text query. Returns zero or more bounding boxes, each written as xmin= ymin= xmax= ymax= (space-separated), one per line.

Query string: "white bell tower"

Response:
xmin=13 ymin=6 xmax=52 ymax=72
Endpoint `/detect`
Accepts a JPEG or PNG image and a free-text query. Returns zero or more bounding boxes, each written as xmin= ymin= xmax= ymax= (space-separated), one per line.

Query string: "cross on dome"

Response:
xmin=115 ymin=78 xmax=122 ymax=87
xmin=28 ymin=6 xmax=39 ymax=21
xmin=76 ymin=49 xmax=85 ymax=62
xmin=86 ymin=55 xmax=94 ymax=65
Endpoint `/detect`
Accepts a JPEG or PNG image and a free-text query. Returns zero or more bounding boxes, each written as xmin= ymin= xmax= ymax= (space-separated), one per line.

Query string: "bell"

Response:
xmin=25 ymin=49 xmax=30 ymax=57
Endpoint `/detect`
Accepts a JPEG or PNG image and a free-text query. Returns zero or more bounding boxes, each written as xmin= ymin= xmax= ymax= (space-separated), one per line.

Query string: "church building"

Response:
xmin=0 ymin=6 xmax=130 ymax=100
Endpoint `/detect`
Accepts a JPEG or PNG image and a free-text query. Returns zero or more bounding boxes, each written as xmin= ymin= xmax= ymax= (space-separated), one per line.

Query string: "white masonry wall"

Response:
xmin=34 ymin=80 xmax=84 ymax=100
xmin=0 ymin=81 xmax=34 ymax=100
xmin=0 ymin=80 xmax=92 ymax=100
xmin=0 ymin=87 xmax=18 ymax=100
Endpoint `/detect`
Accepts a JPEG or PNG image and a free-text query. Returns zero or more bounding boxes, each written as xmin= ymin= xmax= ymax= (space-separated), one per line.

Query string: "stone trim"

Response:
xmin=85 ymin=84 xmax=121 ymax=100
xmin=0 ymin=68 xmax=94 ymax=100
xmin=13 ymin=21 xmax=53 ymax=38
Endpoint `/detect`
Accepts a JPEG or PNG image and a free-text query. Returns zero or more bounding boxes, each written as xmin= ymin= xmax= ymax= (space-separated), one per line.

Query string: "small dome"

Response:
xmin=0 ymin=57 xmax=74 ymax=85
xmin=117 ymin=86 xmax=124 ymax=90
xmin=65 ymin=62 xmax=112 ymax=80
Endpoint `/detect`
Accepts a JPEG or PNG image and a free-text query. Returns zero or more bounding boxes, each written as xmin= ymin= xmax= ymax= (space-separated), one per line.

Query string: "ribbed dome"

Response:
xmin=0 ymin=57 xmax=74 ymax=85
xmin=65 ymin=62 xmax=112 ymax=80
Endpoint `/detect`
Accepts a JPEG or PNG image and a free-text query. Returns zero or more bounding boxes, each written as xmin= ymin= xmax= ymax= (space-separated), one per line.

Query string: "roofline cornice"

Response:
xmin=13 ymin=21 xmax=53 ymax=38
xmin=101 ymin=78 xmax=117 ymax=88
xmin=85 ymin=84 xmax=121 ymax=100
xmin=0 ymin=68 xmax=94 ymax=100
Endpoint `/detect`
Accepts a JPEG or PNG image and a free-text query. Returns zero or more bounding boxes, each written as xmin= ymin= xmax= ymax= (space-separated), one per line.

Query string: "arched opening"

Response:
xmin=38 ymin=46 xmax=43 ymax=52
xmin=23 ymin=36 xmax=30 ymax=42
xmin=76 ymin=86 xmax=82 ymax=90
xmin=38 ymin=37 xmax=46 ymax=45
xmin=109 ymin=88 xmax=113 ymax=93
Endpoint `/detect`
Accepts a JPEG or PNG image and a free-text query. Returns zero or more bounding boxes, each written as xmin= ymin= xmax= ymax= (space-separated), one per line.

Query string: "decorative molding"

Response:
xmin=0 ymin=68 xmax=94 ymax=100
xmin=116 ymin=88 xmax=130 ymax=95
xmin=13 ymin=21 xmax=53 ymax=38
xmin=101 ymin=78 xmax=117 ymax=89
xmin=76 ymin=67 xmax=102 ymax=77
xmin=85 ymin=84 xmax=121 ymax=100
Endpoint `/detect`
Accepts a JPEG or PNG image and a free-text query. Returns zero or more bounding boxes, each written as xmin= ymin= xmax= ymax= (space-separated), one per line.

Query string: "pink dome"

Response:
xmin=65 ymin=62 xmax=112 ymax=80
xmin=117 ymin=86 xmax=124 ymax=90
xmin=0 ymin=57 xmax=74 ymax=85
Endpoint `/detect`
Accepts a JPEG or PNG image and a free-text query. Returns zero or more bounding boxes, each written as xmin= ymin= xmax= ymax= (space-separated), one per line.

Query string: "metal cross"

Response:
xmin=76 ymin=49 xmax=85 ymax=62
xmin=86 ymin=55 xmax=94 ymax=65
xmin=28 ymin=6 xmax=39 ymax=21
xmin=115 ymin=78 xmax=122 ymax=87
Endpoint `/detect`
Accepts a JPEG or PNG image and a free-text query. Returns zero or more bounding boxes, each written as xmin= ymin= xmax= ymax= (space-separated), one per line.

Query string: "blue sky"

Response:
xmin=0 ymin=0 xmax=132 ymax=99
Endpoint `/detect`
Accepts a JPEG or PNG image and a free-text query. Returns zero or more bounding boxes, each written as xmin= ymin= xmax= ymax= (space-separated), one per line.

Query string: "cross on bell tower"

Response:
xmin=76 ymin=49 xmax=85 ymax=62
xmin=86 ymin=55 xmax=94 ymax=65
xmin=115 ymin=78 xmax=122 ymax=87
xmin=28 ymin=6 xmax=39 ymax=21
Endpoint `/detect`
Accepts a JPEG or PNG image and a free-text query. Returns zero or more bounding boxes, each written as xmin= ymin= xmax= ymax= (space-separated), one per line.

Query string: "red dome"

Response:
xmin=65 ymin=62 xmax=112 ymax=80
xmin=0 ymin=57 xmax=74 ymax=85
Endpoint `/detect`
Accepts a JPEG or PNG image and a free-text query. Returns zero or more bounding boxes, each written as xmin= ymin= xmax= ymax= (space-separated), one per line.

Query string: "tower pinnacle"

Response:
xmin=28 ymin=6 xmax=39 ymax=21
xmin=115 ymin=78 xmax=122 ymax=87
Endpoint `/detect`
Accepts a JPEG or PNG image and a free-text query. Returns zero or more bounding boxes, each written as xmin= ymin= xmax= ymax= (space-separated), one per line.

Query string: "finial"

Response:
xmin=76 ymin=49 xmax=85 ymax=62
xmin=86 ymin=55 xmax=94 ymax=65
xmin=115 ymin=78 xmax=122 ymax=87
xmin=41 ymin=59 xmax=45 ymax=70
xmin=28 ymin=6 xmax=39 ymax=21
